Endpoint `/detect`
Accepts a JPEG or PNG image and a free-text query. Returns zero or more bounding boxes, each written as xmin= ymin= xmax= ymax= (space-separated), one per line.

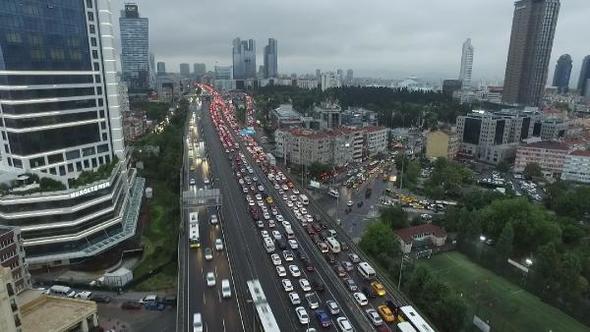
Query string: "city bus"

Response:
xmin=325 ymin=236 xmax=341 ymax=253
xmin=357 ymin=261 xmax=376 ymax=280
xmin=399 ymin=306 xmax=434 ymax=332
xmin=189 ymin=212 xmax=200 ymax=248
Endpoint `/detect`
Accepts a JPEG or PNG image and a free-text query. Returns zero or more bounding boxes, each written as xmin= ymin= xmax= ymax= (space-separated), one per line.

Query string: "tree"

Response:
xmin=359 ymin=222 xmax=401 ymax=260
xmin=380 ymin=206 xmax=409 ymax=230
xmin=496 ymin=222 xmax=514 ymax=260
xmin=524 ymin=162 xmax=543 ymax=179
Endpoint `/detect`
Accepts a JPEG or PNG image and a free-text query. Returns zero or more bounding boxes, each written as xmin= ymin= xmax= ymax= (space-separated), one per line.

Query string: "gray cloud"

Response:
xmin=113 ymin=0 xmax=590 ymax=83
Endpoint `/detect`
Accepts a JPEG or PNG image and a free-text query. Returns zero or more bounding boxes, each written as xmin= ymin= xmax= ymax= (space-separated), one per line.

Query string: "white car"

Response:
xmin=353 ymin=292 xmax=368 ymax=306
xmin=210 ymin=214 xmax=218 ymax=224
xmin=283 ymin=250 xmax=294 ymax=261
xmin=271 ymin=253 xmax=282 ymax=266
xmin=281 ymin=278 xmax=294 ymax=292
xmin=295 ymin=306 xmax=309 ymax=325
xmin=288 ymin=265 xmax=301 ymax=277
xmin=288 ymin=292 xmax=301 ymax=305
xmin=288 ymin=239 xmax=299 ymax=250
xmin=276 ymin=265 xmax=287 ymax=277
xmin=336 ymin=317 xmax=353 ymax=332
xmin=215 ymin=238 xmax=224 ymax=251
xmin=272 ymin=230 xmax=282 ymax=240
xmin=299 ymin=278 xmax=312 ymax=292
xmin=206 ymin=272 xmax=216 ymax=287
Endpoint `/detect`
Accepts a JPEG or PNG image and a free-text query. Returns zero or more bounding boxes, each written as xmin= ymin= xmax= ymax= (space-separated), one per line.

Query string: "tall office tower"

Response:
xmin=502 ymin=0 xmax=560 ymax=106
xmin=119 ymin=3 xmax=150 ymax=89
xmin=232 ymin=38 xmax=256 ymax=79
xmin=577 ymin=55 xmax=590 ymax=96
xmin=552 ymin=54 xmax=572 ymax=93
xmin=179 ymin=63 xmax=190 ymax=76
xmin=346 ymin=69 xmax=354 ymax=84
xmin=157 ymin=61 xmax=166 ymax=75
xmin=263 ymin=38 xmax=278 ymax=78
xmin=193 ymin=63 xmax=206 ymax=76
xmin=0 ymin=0 xmax=143 ymax=268
xmin=459 ymin=38 xmax=474 ymax=88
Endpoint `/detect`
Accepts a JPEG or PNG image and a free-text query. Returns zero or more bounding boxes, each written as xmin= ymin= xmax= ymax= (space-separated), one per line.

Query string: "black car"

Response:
xmin=311 ymin=279 xmax=325 ymax=292
xmin=362 ymin=286 xmax=376 ymax=299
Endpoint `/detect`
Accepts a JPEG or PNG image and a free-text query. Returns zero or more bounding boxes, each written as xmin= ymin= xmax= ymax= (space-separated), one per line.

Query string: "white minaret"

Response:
xmin=459 ymin=38 xmax=474 ymax=89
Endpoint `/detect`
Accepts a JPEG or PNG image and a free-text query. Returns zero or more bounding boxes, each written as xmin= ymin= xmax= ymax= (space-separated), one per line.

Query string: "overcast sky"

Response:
xmin=112 ymin=0 xmax=590 ymax=83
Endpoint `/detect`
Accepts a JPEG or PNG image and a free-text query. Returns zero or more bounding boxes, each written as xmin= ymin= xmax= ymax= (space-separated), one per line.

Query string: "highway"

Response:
xmin=181 ymin=100 xmax=243 ymax=332
xmin=200 ymin=98 xmax=305 ymax=331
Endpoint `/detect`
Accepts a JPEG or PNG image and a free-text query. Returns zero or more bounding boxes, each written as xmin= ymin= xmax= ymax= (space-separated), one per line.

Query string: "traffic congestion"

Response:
xmin=199 ymin=83 xmax=434 ymax=332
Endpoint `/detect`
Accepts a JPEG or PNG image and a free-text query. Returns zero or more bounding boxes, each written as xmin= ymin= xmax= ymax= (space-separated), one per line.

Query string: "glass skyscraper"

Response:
xmin=119 ymin=3 xmax=149 ymax=89
xmin=0 ymin=0 xmax=143 ymax=268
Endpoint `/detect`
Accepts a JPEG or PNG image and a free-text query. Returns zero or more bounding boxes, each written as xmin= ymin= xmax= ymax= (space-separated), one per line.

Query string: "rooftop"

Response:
xmin=394 ymin=224 xmax=447 ymax=243
xmin=20 ymin=294 xmax=97 ymax=332
xmin=523 ymin=141 xmax=570 ymax=151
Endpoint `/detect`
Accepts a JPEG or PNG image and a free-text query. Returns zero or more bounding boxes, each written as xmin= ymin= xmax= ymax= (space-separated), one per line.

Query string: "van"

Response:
xmin=328 ymin=188 xmax=339 ymax=198
xmin=48 ymin=285 xmax=76 ymax=298
xmin=221 ymin=279 xmax=231 ymax=299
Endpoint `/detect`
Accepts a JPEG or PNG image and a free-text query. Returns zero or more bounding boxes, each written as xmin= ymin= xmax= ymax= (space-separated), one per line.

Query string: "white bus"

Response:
xmin=399 ymin=306 xmax=435 ymax=332
xmin=357 ymin=261 xmax=376 ymax=280
xmin=396 ymin=321 xmax=418 ymax=332
xmin=299 ymin=194 xmax=309 ymax=205
xmin=189 ymin=212 xmax=200 ymax=248
xmin=325 ymin=236 xmax=341 ymax=253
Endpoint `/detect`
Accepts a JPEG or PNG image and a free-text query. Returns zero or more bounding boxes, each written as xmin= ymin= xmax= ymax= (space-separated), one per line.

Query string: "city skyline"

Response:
xmin=111 ymin=0 xmax=589 ymax=83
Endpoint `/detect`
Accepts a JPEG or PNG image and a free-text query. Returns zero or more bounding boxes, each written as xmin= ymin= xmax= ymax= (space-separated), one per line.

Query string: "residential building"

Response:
xmin=395 ymin=224 xmax=447 ymax=254
xmin=270 ymin=105 xmax=303 ymax=129
xmin=296 ymin=79 xmax=319 ymax=90
xmin=263 ymin=38 xmax=278 ymax=78
xmin=561 ymin=150 xmax=590 ymax=183
xmin=577 ymin=55 xmax=590 ymax=97
xmin=179 ymin=63 xmax=190 ymax=77
xmin=442 ymin=80 xmax=463 ymax=98
xmin=0 ymin=267 xmax=21 ymax=332
xmin=426 ymin=130 xmax=459 ymax=160
xmin=232 ymin=38 xmax=256 ymax=79
xmin=0 ymin=0 xmax=144 ymax=268
xmin=119 ymin=3 xmax=150 ymax=89
xmin=156 ymin=61 xmax=166 ymax=75
xmin=502 ymin=0 xmax=561 ymax=106
xmin=0 ymin=227 xmax=30 ymax=294
xmin=315 ymin=103 xmax=342 ymax=129
xmin=17 ymin=290 xmax=98 ymax=332
xmin=193 ymin=63 xmax=206 ymax=77
xmin=320 ymin=72 xmax=342 ymax=91
xmin=514 ymin=141 xmax=569 ymax=177
xmin=459 ymin=38 xmax=474 ymax=88
xmin=552 ymin=54 xmax=572 ymax=93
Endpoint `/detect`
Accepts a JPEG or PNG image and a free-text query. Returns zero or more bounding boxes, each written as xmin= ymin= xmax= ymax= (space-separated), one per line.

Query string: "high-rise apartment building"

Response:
xmin=179 ymin=63 xmax=190 ymax=76
xmin=0 ymin=0 xmax=143 ymax=268
xmin=232 ymin=38 xmax=256 ymax=79
xmin=193 ymin=63 xmax=206 ymax=76
xmin=263 ymin=38 xmax=278 ymax=78
xmin=459 ymin=39 xmax=474 ymax=89
xmin=157 ymin=61 xmax=166 ymax=75
xmin=502 ymin=0 xmax=560 ymax=106
xmin=119 ymin=3 xmax=150 ymax=89
xmin=577 ymin=55 xmax=590 ymax=97
xmin=552 ymin=54 xmax=572 ymax=93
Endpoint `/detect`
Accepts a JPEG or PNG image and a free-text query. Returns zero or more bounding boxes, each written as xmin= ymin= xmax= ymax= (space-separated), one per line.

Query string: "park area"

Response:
xmin=424 ymin=251 xmax=590 ymax=332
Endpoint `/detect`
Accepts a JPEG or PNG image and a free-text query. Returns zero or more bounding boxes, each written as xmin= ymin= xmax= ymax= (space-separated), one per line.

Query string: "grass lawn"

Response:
xmin=424 ymin=251 xmax=590 ymax=332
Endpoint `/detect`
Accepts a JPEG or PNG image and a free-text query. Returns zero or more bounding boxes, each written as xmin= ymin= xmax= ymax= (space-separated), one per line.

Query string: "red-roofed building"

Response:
xmin=562 ymin=150 xmax=590 ymax=183
xmin=394 ymin=224 xmax=447 ymax=254
xmin=514 ymin=141 xmax=570 ymax=178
